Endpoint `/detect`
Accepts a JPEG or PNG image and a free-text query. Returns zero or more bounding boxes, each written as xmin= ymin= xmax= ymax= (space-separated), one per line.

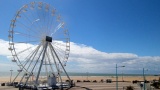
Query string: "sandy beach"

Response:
xmin=0 ymin=76 xmax=159 ymax=90
xmin=0 ymin=76 xmax=159 ymax=83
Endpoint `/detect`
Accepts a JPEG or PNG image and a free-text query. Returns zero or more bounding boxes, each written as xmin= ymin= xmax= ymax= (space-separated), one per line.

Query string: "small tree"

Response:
xmin=126 ymin=86 xmax=134 ymax=90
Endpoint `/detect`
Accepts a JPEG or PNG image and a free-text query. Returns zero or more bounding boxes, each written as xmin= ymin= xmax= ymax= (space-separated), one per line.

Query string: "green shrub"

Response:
xmin=151 ymin=82 xmax=160 ymax=89
xmin=126 ymin=86 xmax=134 ymax=90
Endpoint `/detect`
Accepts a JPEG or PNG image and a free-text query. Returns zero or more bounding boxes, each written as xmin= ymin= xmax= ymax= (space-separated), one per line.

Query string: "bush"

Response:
xmin=126 ymin=86 xmax=134 ymax=90
xmin=92 ymin=80 xmax=97 ymax=83
xmin=77 ymin=80 xmax=81 ymax=82
xmin=151 ymin=82 xmax=160 ymax=89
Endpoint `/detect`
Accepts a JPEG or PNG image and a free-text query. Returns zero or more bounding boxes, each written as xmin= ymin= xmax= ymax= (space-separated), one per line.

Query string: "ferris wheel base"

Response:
xmin=17 ymin=83 xmax=75 ymax=90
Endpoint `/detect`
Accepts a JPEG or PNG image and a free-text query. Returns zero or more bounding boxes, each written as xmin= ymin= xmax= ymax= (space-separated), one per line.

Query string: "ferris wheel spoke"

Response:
xmin=51 ymin=43 xmax=66 ymax=53
xmin=52 ymin=33 xmax=69 ymax=40
xmin=52 ymin=35 xmax=67 ymax=39
xmin=20 ymin=50 xmax=37 ymax=68
xmin=15 ymin=41 xmax=39 ymax=44
xmin=15 ymin=61 xmax=23 ymax=70
xmin=24 ymin=44 xmax=45 ymax=85
xmin=53 ymin=38 xmax=69 ymax=42
xmin=16 ymin=46 xmax=33 ymax=55
xmin=45 ymin=8 xmax=51 ymax=35
xmin=28 ymin=9 xmax=44 ymax=35
xmin=20 ymin=12 xmax=34 ymax=25
xmin=18 ymin=10 xmax=44 ymax=35
xmin=53 ymin=48 xmax=66 ymax=60
xmin=54 ymin=50 xmax=65 ymax=60
xmin=43 ymin=18 xmax=51 ymax=36
xmin=21 ymin=11 xmax=40 ymax=28
xmin=35 ymin=7 xmax=47 ymax=34
xmin=54 ymin=48 xmax=66 ymax=57
xmin=52 ymin=41 xmax=66 ymax=47
xmin=13 ymin=30 xmax=41 ymax=39
xmin=48 ymin=14 xmax=57 ymax=35
xmin=53 ymin=34 xmax=68 ymax=39
xmin=16 ymin=43 xmax=41 ymax=74
xmin=18 ymin=13 xmax=43 ymax=34
xmin=54 ymin=47 xmax=65 ymax=56
xmin=51 ymin=22 xmax=64 ymax=36
xmin=55 ymin=46 xmax=69 ymax=61
xmin=47 ymin=9 xmax=56 ymax=31
xmin=16 ymin=21 xmax=32 ymax=30
xmin=16 ymin=21 xmax=41 ymax=35
xmin=42 ymin=8 xmax=48 ymax=34
xmin=22 ymin=44 xmax=42 ymax=71
xmin=29 ymin=10 xmax=44 ymax=35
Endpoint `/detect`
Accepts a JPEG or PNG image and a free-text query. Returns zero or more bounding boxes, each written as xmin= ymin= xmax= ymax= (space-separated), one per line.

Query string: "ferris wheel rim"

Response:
xmin=8 ymin=1 xmax=70 ymax=73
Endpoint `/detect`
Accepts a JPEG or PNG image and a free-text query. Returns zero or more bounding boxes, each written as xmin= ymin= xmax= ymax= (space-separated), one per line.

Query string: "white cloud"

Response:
xmin=70 ymin=42 xmax=137 ymax=58
xmin=0 ymin=39 xmax=160 ymax=74
xmin=67 ymin=42 xmax=160 ymax=73
xmin=0 ymin=39 xmax=11 ymax=56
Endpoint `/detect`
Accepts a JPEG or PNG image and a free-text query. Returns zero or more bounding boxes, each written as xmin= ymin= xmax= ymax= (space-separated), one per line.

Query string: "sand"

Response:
xmin=0 ymin=76 xmax=159 ymax=90
xmin=0 ymin=76 xmax=159 ymax=83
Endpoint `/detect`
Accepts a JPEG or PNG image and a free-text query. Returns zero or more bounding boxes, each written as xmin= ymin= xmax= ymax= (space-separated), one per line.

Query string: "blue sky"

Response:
xmin=67 ymin=0 xmax=160 ymax=56
xmin=0 ymin=0 xmax=160 ymax=74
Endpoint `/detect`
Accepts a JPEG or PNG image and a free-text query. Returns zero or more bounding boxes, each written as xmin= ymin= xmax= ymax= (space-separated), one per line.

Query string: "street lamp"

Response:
xmin=122 ymin=66 xmax=125 ymax=82
xmin=143 ymin=68 xmax=148 ymax=90
xmin=86 ymin=72 xmax=89 ymax=80
xmin=116 ymin=64 xmax=125 ymax=90
xmin=10 ymin=69 xmax=13 ymax=83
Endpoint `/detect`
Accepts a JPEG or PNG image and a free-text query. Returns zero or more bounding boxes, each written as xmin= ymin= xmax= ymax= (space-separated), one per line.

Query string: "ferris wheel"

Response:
xmin=8 ymin=1 xmax=71 ymax=89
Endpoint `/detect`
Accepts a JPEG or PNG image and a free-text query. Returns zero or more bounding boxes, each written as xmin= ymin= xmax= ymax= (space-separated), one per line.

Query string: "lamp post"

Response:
xmin=143 ymin=68 xmax=148 ymax=90
xmin=143 ymin=68 xmax=145 ymax=90
xmin=10 ymin=69 xmax=13 ymax=83
xmin=122 ymin=66 xmax=125 ymax=82
xmin=116 ymin=64 xmax=125 ymax=90
xmin=86 ymin=72 xmax=89 ymax=80
xmin=116 ymin=64 xmax=118 ymax=90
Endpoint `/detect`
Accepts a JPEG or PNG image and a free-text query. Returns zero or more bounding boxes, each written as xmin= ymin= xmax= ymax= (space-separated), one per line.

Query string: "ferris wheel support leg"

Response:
xmin=57 ymin=63 xmax=63 ymax=88
xmin=44 ymin=54 xmax=49 ymax=78
xmin=20 ymin=73 xmax=26 ymax=84
xmin=12 ymin=71 xmax=21 ymax=84
xmin=24 ymin=44 xmax=44 ymax=86
xmin=50 ymin=44 xmax=72 ymax=87
xmin=35 ymin=42 xmax=48 ymax=86
xmin=49 ymin=43 xmax=63 ymax=86
xmin=20 ymin=45 xmax=41 ymax=85
xmin=45 ymin=52 xmax=54 ymax=77
xmin=19 ymin=46 xmax=40 ymax=85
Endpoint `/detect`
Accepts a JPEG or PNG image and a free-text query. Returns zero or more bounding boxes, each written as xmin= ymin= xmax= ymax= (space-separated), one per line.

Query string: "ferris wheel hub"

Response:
xmin=46 ymin=36 xmax=52 ymax=42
